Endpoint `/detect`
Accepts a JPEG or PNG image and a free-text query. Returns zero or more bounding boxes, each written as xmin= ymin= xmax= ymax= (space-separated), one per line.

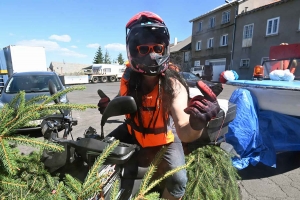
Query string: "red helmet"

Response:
xmin=126 ymin=11 xmax=170 ymax=75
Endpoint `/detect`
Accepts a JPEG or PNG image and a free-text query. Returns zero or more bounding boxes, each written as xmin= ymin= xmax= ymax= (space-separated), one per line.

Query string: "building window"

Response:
xmin=198 ymin=21 xmax=203 ymax=32
xmin=209 ymin=17 xmax=215 ymax=28
xmin=103 ymin=68 xmax=111 ymax=72
xmin=222 ymin=11 xmax=230 ymax=24
xmin=207 ymin=38 xmax=214 ymax=49
xmin=240 ymin=59 xmax=250 ymax=68
xmin=266 ymin=17 xmax=280 ymax=36
xmin=184 ymin=51 xmax=190 ymax=62
xmin=220 ymin=34 xmax=228 ymax=46
xmin=243 ymin=24 xmax=254 ymax=39
xmin=196 ymin=41 xmax=202 ymax=51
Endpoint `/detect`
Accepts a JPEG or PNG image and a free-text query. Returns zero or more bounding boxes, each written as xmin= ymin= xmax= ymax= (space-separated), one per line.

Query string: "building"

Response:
xmin=231 ymin=0 xmax=300 ymax=79
xmin=189 ymin=0 xmax=276 ymax=81
xmin=49 ymin=62 xmax=91 ymax=75
xmin=170 ymin=36 xmax=192 ymax=72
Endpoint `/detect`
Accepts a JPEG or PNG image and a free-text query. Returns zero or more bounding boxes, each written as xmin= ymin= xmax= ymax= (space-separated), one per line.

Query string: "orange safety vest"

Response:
xmin=120 ymin=68 xmax=174 ymax=148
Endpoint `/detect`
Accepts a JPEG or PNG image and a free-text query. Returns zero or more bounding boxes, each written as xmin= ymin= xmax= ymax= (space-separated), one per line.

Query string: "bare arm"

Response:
xmin=170 ymin=79 xmax=204 ymax=143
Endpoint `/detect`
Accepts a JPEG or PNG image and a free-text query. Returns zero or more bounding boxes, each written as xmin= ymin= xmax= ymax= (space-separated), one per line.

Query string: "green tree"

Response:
xmin=117 ymin=53 xmax=125 ymax=65
xmin=104 ymin=50 xmax=111 ymax=64
xmin=93 ymin=46 xmax=103 ymax=64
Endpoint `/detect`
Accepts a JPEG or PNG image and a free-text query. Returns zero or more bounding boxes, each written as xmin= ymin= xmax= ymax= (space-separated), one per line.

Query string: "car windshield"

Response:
xmin=5 ymin=75 xmax=62 ymax=94
xmin=181 ymin=72 xmax=201 ymax=80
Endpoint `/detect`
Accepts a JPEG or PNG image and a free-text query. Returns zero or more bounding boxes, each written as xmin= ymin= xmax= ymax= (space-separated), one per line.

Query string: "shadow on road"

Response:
xmin=238 ymin=151 xmax=300 ymax=180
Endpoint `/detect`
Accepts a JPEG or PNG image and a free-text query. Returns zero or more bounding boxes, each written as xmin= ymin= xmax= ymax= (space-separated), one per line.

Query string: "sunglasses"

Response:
xmin=136 ymin=44 xmax=164 ymax=55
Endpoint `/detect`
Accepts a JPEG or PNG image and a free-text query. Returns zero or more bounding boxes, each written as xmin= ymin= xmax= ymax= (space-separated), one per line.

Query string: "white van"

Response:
xmin=190 ymin=66 xmax=204 ymax=77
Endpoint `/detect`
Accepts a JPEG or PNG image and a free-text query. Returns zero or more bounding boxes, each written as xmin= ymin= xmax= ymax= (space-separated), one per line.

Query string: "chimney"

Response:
xmin=174 ymin=37 xmax=178 ymax=45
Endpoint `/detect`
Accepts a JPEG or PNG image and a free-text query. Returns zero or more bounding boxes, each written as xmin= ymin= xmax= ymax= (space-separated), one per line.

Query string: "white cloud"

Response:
xmin=70 ymin=45 xmax=78 ymax=48
xmin=9 ymin=33 xmax=15 ymax=36
xmin=16 ymin=39 xmax=60 ymax=51
xmin=16 ymin=39 xmax=87 ymax=58
xmin=60 ymin=48 xmax=87 ymax=58
xmin=49 ymin=34 xmax=71 ymax=42
xmin=86 ymin=43 xmax=100 ymax=49
xmin=104 ymin=43 xmax=126 ymax=52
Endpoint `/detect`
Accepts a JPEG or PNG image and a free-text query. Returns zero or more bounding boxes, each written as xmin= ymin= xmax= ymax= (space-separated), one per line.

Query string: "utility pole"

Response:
xmin=225 ymin=0 xmax=239 ymax=70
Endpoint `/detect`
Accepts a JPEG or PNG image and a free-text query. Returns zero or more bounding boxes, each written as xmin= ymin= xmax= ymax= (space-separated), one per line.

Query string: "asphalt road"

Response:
xmin=21 ymin=82 xmax=300 ymax=200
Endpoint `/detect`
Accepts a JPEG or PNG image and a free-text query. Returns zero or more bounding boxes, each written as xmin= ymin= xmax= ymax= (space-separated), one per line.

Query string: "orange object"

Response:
xmin=120 ymin=69 xmax=174 ymax=148
xmin=124 ymin=60 xmax=130 ymax=67
xmin=253 ymin=65 xmax=264 ymax=80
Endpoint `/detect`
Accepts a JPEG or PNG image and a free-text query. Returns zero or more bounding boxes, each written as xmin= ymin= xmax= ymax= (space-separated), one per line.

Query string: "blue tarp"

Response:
xmin=225 ymin=88 xmax=300 ymax=170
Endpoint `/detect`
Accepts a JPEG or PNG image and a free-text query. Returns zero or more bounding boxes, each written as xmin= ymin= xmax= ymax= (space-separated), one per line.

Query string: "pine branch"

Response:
xmin=83 ymin=140 xmax=119 ymax=188
xmin=110 ymin=179 xmax=120 ymax=200
xmin=63 ymin=174 xmax=83 ymax=194
xmin=0 ymin=86 xmax=96 ymax=175
xmin=138 ymin=145 xmax=167 ymax=194
xmin=41 ymin=85 xmax=86 ymax=105
xmin=134 ymin=147 xmax=193 ymax=200
xmin=0 ymin=139 xmax=19 ymax=174
xmin=143 ymin=192 xmax=163 ymax=200
xmin=62 ymin=185 xmax=77 ymax=200
xmin=183 ymin=145 xmax=240 ymax=200
xmin=25 ymin=95 xmax=49 ymax=105
xmin=4 ymin=135 xmax=64 ymax=151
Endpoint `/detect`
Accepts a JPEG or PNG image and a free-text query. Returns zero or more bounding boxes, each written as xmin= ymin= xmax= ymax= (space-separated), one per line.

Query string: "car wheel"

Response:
xmin=92 ymin=77 xmax=99 ymax=83
xmin=109 ymin=76 xmax=116 ymax=82
xmin=100 ymin=76 xmax=108 ymax=83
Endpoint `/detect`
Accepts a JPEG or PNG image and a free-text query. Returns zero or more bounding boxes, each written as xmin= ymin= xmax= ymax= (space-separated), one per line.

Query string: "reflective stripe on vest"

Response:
xmin=120 ymin=68 xmax=174 ymax=147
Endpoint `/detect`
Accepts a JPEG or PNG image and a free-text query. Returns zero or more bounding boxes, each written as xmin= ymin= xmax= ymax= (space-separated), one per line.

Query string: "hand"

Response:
xmin=184 ymin=81 xmax=220 ymax=130
xmin=97 ymin=89 xmax=110 ymax=114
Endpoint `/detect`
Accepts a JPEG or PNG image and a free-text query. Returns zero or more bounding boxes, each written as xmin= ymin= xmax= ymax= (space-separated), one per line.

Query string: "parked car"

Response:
xmin=0 ymin=71 xmax=69 ymax=131
xmin=179 ymin=72 xmax=201 ymax=87
xmin=180 ymin=71 xmax=223 ymax=96
xmin=190 ymin=66 xmax=204 ymax=77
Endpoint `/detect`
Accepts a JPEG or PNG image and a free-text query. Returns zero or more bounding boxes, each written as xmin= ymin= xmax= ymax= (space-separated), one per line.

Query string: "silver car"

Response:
xmin=0 ymin=71 xmax=69 ymax=131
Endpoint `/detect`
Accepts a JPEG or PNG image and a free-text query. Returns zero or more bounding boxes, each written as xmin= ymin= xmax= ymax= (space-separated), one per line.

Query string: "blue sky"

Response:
xmin=0 ymin=0 xmax=228 ymax=67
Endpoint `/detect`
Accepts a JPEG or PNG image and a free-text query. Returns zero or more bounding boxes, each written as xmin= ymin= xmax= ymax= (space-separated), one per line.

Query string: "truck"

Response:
xmin=0 ymin=50 xmax=8 ymax=91
xmin=83 ymin=64 xmax=126 ymax=83
xmin=0 ymin=45 xmax=48 ymax=90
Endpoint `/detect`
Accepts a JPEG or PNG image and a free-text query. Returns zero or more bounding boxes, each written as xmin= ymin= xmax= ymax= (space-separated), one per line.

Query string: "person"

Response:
xmin=98 ymin=11 xmax=220 ymax=200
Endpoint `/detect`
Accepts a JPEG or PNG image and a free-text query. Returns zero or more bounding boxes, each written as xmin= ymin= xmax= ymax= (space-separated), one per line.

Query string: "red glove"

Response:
xmin=97 ymin=89 xmax=110 ymax=114
xmin=184 ymin=81 xmax=220 ymax=130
